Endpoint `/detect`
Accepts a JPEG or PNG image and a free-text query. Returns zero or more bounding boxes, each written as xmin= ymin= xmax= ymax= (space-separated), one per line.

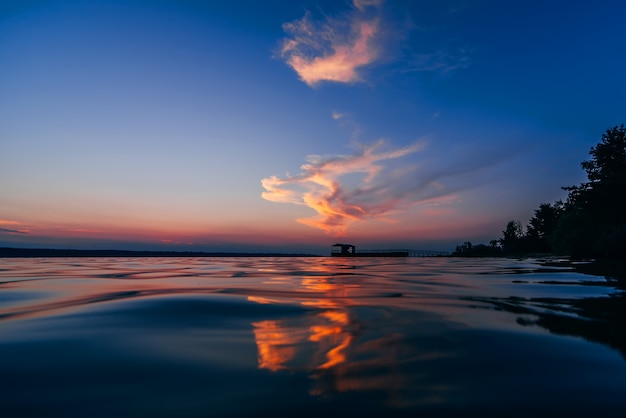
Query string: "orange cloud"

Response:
xmin=261 ymin=140 xmax=430 ymax=235
xmin=280 ymin=1 xmax=382 ymax=86
xmin=0 ymin=219 xmax=22 ymax=226
xmin=66 ymin=228 xmax=102 ymax=234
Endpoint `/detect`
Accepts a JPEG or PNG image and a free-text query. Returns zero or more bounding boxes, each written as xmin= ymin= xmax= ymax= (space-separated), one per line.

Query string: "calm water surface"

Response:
xmin=1 ymin=256 xmax=625 ymax=417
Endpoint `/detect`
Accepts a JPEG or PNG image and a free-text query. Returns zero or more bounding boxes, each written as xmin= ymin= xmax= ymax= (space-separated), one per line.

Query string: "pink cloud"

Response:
xmin=280 ymin=2 xmax=382 ymax=86
xmin=0 ymin=219 xmax=30 ymax=234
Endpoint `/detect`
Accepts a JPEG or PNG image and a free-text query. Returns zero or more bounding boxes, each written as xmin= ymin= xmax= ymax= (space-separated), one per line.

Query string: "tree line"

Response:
xmin=453 ymin=125 xmax=626 ymax=259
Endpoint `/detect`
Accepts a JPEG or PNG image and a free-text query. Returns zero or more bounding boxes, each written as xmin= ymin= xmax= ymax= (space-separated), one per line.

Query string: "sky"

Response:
xmin=1 ymin=0 xmax=625 ymax=254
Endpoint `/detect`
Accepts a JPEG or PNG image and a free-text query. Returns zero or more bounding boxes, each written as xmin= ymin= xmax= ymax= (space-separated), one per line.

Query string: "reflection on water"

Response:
xmin=253 ymin=310 xmax=353 ymax=372
xmin=252 ymin=264 xmax=357 ymax=375
xmin=250 ymin=267 xmax=449 ymax=403
xmin=1 ymin=256 xmax=626 ymax=417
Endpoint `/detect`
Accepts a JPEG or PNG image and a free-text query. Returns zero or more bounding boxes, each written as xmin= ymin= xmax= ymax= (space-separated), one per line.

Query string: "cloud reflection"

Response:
xmin=249 ymin=269 xmax=460 ymax=406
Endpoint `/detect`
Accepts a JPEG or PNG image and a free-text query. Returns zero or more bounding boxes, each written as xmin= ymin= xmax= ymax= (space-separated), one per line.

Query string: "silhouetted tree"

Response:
xmin=454 ymin=125 xmax=625 ymax=258
xmin=527 ymin=202 xmax=564 ymax=239
xmin=500 ymin=220 xmax=524 ymax=254
xmin=525 ymin=201 xmax=564 ymax=252
xmin=454 ymin=241 xmax=473 ymax=256
xmin=452 ymin=241 xmax=501 ymax=257
xmin=554 ymin=125 xmax=626 ymax=258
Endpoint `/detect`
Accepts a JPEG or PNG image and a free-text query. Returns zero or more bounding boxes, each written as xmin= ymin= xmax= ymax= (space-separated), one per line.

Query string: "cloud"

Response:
xmin=331 ymin=111 xmax=345 ymax=120
xmin=353 ymin=0 xmax=383 ymax=12
xmin=261 ymin=139 xmax=446 ymax=235
xmin=261 ymin=137 xmax=514 ymax=236
xmin=0 ymin=220 xmax=29 ymax=234
xmin=0 ymin=227 xmax=28 ymax=234
xmin=279 ymin=1 xmax=383 ymax=86
xmin=66 ymin=228 xmax=101 ymax=233
xmin=405 ymin=49 xmax=470 ymax=76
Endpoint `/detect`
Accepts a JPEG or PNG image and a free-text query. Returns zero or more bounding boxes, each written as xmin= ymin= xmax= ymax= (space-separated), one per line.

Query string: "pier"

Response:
xmin=406 ymin=249 xmax=451 ymax=257
xmin=331 ymin=244 xmax=450 ymax=257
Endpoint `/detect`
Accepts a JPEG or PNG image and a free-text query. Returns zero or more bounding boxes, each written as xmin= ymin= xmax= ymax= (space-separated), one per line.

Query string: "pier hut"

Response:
xmin=331 ymin=243 xmax=356 ymax=256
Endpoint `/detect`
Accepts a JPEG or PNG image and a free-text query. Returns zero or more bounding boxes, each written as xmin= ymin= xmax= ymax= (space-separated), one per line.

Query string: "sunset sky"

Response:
xmin=1 ymin=0 xmax=625 ymax=254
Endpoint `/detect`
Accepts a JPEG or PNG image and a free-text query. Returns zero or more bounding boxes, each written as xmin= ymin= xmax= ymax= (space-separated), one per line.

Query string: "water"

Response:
xmin=1 ymin=256 xmax=625 ymax=417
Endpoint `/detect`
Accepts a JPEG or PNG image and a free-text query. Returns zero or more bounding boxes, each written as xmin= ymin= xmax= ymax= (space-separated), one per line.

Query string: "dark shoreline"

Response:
xmin=0 ymin=247 xmax=321 ymax=258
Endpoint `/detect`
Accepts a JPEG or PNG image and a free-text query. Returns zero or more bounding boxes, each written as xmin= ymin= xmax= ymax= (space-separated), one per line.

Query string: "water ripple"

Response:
xmin=1 ymin=256 xmax=625 ymax=417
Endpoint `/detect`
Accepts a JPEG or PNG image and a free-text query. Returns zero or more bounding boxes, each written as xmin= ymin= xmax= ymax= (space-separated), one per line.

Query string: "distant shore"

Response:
xmin=0 ymin=247 xmax=321 ymax=258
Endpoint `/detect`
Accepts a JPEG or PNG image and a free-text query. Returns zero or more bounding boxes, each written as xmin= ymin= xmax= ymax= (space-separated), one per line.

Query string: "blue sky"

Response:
xmin=1 ymin=0 xmax=625 ymax=253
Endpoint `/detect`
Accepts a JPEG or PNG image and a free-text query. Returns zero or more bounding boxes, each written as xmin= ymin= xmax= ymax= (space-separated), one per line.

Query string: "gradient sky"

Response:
xmin=1 ymin=0 xmax=625 ymax=254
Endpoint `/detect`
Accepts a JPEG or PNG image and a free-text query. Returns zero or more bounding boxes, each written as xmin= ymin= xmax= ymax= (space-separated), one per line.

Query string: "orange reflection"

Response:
xmin=251 ymin=266 xmax=357 ymax=373
xmin=250 ymin=270 xmax=415 ymax=401
xmin=252 ymin=306 xmax=353 ymax=372
xmin=254 ymin=319 xmax=302 ymax=371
